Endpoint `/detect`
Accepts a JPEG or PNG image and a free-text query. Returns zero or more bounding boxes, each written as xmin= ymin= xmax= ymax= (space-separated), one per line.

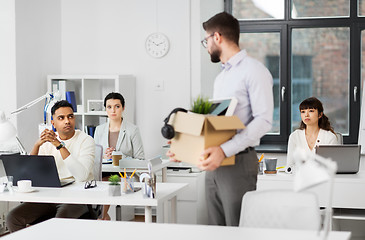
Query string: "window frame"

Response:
xmin=226 ymin=0 xmax=363 ymax=146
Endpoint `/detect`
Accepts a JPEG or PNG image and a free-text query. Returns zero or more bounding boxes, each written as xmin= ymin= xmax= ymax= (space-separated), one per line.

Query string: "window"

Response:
xmin=362 ymin=30 xmax=365 ymax=87
xmin=227 ymin=0 xmax=362 ymax=146
xmin=292 ymin=0 xmax=350 ymax=18
xmin=291 ymin=28 xmax=350 ymax=134
xmin=239 ymin=32 xmax=281 ymax=134
xmin=232 ymin=0 xmax=284 ymax=20
xmin=359 ymin=0 xmax=365 ymax=16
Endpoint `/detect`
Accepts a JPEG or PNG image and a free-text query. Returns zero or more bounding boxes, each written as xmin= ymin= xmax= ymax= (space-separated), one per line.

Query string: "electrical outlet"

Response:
xmin=154 ymin=80 xmax=164 ymax=91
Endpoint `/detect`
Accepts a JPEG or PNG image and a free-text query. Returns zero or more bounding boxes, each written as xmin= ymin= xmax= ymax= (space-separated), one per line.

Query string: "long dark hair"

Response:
xmin=298 ymin=97 xmax=335 ymax=135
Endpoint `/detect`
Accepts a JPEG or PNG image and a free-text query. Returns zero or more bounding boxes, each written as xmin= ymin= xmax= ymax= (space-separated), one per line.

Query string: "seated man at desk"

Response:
xmin=6 ymin=100 xmax=95 ymax=232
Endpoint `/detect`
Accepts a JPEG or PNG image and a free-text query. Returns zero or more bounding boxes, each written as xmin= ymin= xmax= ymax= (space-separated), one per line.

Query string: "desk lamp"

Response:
xmin=0 ymin=92 xmax=60 ymax=154
xmin=0 ymin=111 xmax=22 ymax=153
xmin=294 ymin=148 xmax=337 ymax=240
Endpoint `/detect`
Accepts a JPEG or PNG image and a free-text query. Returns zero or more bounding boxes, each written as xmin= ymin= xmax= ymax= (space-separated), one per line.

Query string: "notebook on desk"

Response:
xmin=0 ymin=154 xmax=75 ymax=187
xmin=315 ymin=145 xmax=361 ymax=174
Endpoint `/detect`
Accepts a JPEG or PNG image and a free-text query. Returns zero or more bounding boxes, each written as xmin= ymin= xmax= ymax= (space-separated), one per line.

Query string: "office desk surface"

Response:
xmin=1 ymin=218 xmax=351 ymax=240
xmin=0 ymin=182 xmax=187 ymax=223
xmin=0 ymin=182 xmax=186 ymax=206
xmin=257 ymin=171 xmax=365 ymax=208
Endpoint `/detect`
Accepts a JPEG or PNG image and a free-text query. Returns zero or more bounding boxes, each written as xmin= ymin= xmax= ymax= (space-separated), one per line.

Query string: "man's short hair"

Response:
xmin=104 ymin=92 xmax=125 ymax=108
xmin=51 ymin=100 xmax=74 ymax=116
xmin=202 ymin=12 xmax=240 ymax=46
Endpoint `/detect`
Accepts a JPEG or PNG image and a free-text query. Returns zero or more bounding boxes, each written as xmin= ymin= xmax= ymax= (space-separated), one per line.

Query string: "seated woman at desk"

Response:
xmin=94 ymin=92 xmax=145 ymax=220
xmin=286 ymin=97 xmax=339 ymax=171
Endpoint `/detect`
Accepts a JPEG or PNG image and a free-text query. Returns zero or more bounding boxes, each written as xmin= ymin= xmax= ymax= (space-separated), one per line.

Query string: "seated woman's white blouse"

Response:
xmin=286 ymin=129 xmax=339 ymax=168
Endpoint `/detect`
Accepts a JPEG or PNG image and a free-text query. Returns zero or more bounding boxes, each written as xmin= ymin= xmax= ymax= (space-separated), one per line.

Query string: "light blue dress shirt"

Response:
xmin=214 ymin=50 xmax=274 ymax=157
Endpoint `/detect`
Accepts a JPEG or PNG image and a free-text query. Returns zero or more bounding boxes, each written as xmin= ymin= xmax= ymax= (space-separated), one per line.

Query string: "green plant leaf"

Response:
xmin=191 ymin=95 xmax=212 ymax=114
xmin=108 ymin=174 xmax=120 ymax=185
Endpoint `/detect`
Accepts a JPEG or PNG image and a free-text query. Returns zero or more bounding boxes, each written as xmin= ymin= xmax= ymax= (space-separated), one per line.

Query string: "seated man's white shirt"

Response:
xmin=39 ymin=130 xmax=95 ymax=181
xmin=287 ymin=128 xmax=339 ymax=168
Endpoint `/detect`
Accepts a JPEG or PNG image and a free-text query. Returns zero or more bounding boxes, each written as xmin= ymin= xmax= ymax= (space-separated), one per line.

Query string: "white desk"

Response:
xmin=102 ymin=159 xmax=171 ymax=182
xmin=0 ymin=182 xmax=187 ymax=223
xmin=257 ymin=171 xmax=365 ymax=209
xmin=1 ymin=218 xmax=351 ymax=240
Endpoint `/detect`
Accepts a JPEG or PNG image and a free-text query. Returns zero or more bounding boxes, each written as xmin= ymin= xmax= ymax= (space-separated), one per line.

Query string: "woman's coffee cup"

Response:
xmin=112 ymin=151 xmax=123 ymax=166
xmin=17 ymin=180 xmax=32 ymax=192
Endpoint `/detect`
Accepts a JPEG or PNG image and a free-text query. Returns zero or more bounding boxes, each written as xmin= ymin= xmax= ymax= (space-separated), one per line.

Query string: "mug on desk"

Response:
xmin=264 ymin=158 xmax=277 ymax=174
xmin=17 ymin=180 xmax=32 ymax=192
xmin=112 ymin=151 xmax=123 ymax=166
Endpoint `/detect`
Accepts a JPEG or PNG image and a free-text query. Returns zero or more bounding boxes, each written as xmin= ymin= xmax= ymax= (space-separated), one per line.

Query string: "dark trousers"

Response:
xmin=205 ymin=148 xmax=258 ymax=226
xmin=6 ymin=203 xmax=88 ymax=232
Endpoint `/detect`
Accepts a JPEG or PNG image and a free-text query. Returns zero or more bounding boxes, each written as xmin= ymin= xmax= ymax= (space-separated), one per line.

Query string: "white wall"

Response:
xmin=0 ymin=0 xmax=17 ymax=122
xmin=59 ymin=0 xmax=223 ymax=157
xmin=0 ymin=0 xmax=18 ymax=153
xmin=14 ymin=0 xmax=62 ymax=151
xmin=3 ymin=0 xmax=224 ymax=157
xmin=200 ymin=0 xmax=224 ymax=98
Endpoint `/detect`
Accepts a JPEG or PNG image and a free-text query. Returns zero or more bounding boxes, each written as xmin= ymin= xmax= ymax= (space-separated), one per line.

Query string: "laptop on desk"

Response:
xmin=315 ymin=145 xmax=361 ymax=174
xmin=0 ymin=155 xmax=75 ymax=187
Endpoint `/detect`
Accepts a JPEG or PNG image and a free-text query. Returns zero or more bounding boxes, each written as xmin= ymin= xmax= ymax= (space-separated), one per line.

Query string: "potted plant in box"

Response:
xmin=191 ymin=95 xmax=212 ymax=114
xmin=108 ymin=174 xmax=121 ymax=196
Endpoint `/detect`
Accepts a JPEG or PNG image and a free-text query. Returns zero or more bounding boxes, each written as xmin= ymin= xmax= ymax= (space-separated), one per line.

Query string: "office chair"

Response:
xmin=80 ymin=144 xmax=103 ymax=219
xmin=239 ymin=190 xmax=321 ymax=231
xmin=336 ymin=132 xmax=343 ymax=144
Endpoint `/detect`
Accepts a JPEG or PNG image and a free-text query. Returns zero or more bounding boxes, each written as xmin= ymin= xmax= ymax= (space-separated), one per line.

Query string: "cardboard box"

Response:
xmin=169 ymin=111 xmax=245 ymax=166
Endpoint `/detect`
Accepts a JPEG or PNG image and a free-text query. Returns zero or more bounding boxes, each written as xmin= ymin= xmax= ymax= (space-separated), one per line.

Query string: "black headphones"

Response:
xmin=161 ymin=108 xmax=187 ymax=139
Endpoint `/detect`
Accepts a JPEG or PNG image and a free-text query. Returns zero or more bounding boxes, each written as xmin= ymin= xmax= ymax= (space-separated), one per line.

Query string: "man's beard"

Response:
xmin=209 ymin=46 xmax=221 ymax=63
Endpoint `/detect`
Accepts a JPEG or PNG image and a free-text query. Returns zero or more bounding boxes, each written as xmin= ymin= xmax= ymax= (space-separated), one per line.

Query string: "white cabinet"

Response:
xmin=47 ymin=75 xmax=136 ymax=131
xmin=157 ymin=169 xmax=208 ymax=225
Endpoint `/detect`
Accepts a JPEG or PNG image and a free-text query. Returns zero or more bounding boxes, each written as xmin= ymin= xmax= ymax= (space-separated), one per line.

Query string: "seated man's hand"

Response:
xmin=36 ymin=129 xmax=59 ymax=147
xmin=198 ymin=146 xmax=225 ymax=171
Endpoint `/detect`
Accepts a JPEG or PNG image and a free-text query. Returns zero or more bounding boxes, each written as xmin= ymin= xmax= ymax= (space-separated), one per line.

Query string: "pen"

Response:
xmin=124 ymin=168 xmax=127 ymax=179
xmin=258 ymin=154 xmax=264 ymax=162
xmin=276 ymin=166 xmax=285 ymax=170
xmin=130 ymin=169 xmax=137 ymax=179
xmin=119 ymin=172 xmax=124 ymax=178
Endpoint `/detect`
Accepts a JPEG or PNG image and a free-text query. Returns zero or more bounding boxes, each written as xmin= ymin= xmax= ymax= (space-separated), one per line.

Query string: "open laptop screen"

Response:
xmin=0 ymin=154 xmax=72 ymax=187
xmin=315 ymin=145 xmax=361 ymax=174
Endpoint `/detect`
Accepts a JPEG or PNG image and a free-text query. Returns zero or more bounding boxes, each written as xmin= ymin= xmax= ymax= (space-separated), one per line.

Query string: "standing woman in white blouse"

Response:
xmin=286 ymin=97 xmax=339 ymax=170
xmin=94 ymin=92 xmax=144 ymax=220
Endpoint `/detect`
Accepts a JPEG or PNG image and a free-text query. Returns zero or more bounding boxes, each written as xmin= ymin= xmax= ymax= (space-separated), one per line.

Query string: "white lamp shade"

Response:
xmin=0 ymin=111 xmax=17 ymax=142
xmin=294 ymin=159 xmax=330 ymax=192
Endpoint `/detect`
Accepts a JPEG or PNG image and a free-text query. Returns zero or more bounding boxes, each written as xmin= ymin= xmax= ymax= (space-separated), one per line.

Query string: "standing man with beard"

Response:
xmin=198 ymin=12 xmax=273 ymax=226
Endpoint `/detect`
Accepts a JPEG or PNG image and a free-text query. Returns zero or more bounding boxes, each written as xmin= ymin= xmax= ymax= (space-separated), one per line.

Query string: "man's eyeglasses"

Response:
xmin=84 ymin=179 xmax=97 ymax=189
xmin=201 ymin=33 xmax=215 ymax=48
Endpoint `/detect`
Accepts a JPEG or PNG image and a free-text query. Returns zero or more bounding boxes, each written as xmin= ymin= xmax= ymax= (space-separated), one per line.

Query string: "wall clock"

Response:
xmin=145 ymin=32 xmax=170 ymax=58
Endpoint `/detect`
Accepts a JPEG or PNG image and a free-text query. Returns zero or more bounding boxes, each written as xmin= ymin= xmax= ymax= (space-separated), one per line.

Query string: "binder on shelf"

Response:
xmin=58 ymin=80 xmax=67 ymax=100
xmin=65 ymin=91 xmax=77 ymax=112
xmin=85 ymin=125 xmax=96 ymax=138
xmin=52 ymin=82 xmax=59 ymax=93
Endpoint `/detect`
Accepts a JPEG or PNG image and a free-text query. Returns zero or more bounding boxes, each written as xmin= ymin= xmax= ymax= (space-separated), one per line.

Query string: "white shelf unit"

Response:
xmin=47 ymin=75 xmax=136 ymax=132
